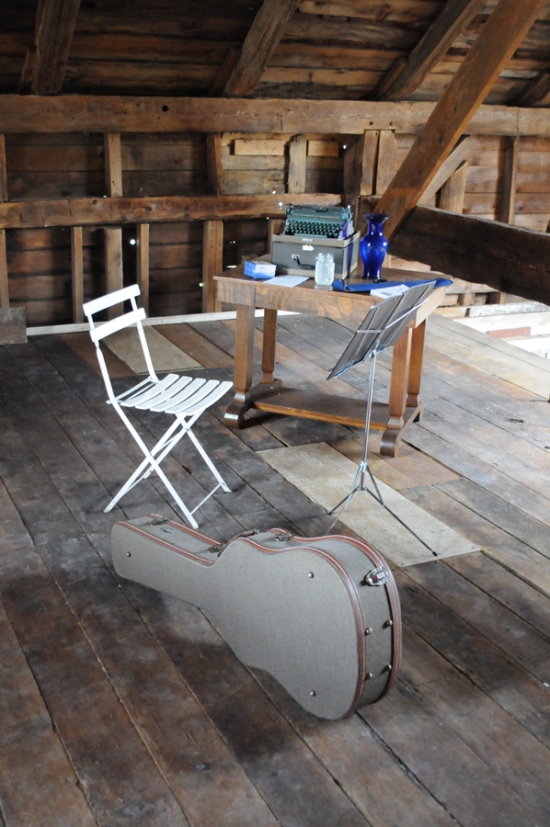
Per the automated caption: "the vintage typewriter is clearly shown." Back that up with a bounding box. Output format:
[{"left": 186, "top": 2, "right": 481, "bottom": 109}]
[
  {"left": 283, "top": 205, "right": 354, "bottom": 240},
  {"left": 273, "top": 205, "right": 359, "bottom": 277}
]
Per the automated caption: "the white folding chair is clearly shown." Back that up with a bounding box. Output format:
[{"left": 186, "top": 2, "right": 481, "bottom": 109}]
[{"left": 83, "top": 285, "right": 232, "bottom": 528}]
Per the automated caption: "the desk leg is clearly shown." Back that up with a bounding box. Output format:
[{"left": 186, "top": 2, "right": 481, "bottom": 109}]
[
  {"left": 224, "top": 303, "right": 255, "bottom": 427},
  {"left": 407, "top": 320, "right": 426, "bottom": 409},
  {"left": 262, "top": 308, "right": 278, "bottom": 384},
  {"left": 380, "top": 327, "right": 412, "bottom": 457}
]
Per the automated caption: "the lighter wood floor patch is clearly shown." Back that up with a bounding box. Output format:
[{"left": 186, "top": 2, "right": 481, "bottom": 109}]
[
  {"left": 259, "top": 442, "right": 479, "bottom": 566},
  {"left": 104, "top": 326, "right": 201, "bottom": 374}
]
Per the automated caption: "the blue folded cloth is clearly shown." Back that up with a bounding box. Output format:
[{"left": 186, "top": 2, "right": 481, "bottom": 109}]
[{"left": 332, "top": 277, "right": 452, "bottom": 293}]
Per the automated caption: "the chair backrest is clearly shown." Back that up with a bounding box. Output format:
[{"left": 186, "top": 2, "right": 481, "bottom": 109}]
[{"left": 83, "top": 285, "right": 158, "bottom": 400}]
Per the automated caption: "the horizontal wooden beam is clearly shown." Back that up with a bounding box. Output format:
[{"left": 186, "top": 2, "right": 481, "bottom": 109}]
[
  {"left": 390, "top": 206, "right": 550, "bottom": 305},
  {"left": 0, "top": 95, "right": 549, "bottom": 137},
  {"left": 0, "top": 193, "right": 343, "bottom": 230}
]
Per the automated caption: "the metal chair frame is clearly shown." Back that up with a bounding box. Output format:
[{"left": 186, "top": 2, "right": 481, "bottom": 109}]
[{"left": 83, "top": 284, "right": 232, "bottom": 528}]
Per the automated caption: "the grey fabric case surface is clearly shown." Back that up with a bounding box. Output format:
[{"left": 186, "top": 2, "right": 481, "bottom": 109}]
[{"left": 111, "top": 516, "right": 401, "bottom": 720}]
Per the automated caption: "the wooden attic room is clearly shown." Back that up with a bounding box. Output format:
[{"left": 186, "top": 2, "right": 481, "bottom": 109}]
[{"left": 1, "top": 1, "right": 550, "bottom": 825}]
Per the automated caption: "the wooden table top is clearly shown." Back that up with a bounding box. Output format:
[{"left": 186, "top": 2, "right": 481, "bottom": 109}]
[{"left": 215, "top": 262, "right": 448, "bottom": 326}]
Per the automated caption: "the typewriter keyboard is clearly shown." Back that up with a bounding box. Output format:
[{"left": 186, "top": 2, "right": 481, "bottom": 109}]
[{"left": 286, "top": 221, "right": 341, "bottom": 239}]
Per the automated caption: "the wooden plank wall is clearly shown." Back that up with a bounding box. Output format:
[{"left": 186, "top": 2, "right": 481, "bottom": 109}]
[{"left": 3, "top": 128, "right": 550, "bottom": 325}]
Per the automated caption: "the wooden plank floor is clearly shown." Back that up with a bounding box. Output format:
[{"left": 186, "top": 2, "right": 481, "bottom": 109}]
[{"left": 1, "top": 313, "right": 549, "bottom": 827}]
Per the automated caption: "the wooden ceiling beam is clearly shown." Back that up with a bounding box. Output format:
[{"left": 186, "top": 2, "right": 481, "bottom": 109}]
[
  {"left": 376, "top": 0, "right": 486, "bottom": 101},
  {"left": 0, "top": 193, "right": 343, "bottom": 231},
  {"left": 0, "top": 95, "right": 549, "bottom": 136},
  {"left": 32, "top": 0, "right": 81, "bottom": 95},
  {"left": 376, "top": 0, "right": 548, "bottom": 241},
  {"left": 221, "top": 0, "right": 300, "bottom": 97},
  {"left": 390, "top": 206, "right": 550, "bottom": 305}
]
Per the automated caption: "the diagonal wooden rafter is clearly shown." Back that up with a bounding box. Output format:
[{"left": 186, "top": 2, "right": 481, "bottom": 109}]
[
  {"left": 419, "top": 135, "right": 478, "bottom": 204},
  {"left": 375, "top": 0, "right": 487, "bottom": 101},
  {"left": 376, "top": 0, "right": 548, "bottom": 241},
  {"left": 512, "top": 71, "right": 550, "bottom": 107},
  {"left": 221, "top": 0, "right": 300, "bottom": 97},
  {"left": 32, "top": 0, "right": 81, "bottom": 95}
]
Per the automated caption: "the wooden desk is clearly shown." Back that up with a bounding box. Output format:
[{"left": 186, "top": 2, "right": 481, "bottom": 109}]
[{"left": 215, "top": 266, "right": 446, "bottom": 457}]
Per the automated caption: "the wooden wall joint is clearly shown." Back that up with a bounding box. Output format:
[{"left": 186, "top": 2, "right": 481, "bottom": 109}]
[
  {"left": 71, "top": 226, "right": 84, "bottom": 323},
  {"left": 0, "top": 134, "right": 8, "bottom": 309},
  {"left": 104, "top": 132, "right": 123, "bottom": 317},
  {"left": 202, "top": 220, "right": 224, "bottom": 313},
  {"left": 137, "top": 223, "right": 150, "bottom": 315},
  {"left": 287, "top": 135, "right": 307, "bottom": 194}
]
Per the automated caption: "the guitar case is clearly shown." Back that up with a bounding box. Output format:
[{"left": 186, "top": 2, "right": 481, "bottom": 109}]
[{"left": 111, "top": 515, "right": 401, "bottom": 720}]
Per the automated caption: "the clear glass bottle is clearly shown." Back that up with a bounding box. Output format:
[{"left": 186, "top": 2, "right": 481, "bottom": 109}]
[{"left": 314, "top": 252, "right": 335, "bottom": 286}]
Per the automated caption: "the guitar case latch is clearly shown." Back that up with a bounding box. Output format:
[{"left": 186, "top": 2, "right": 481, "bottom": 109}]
[{"left": 363, "top": 566, "right": 390, "bottom": 586}]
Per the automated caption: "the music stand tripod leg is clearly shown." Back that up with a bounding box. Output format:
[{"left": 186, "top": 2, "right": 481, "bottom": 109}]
[{"left": 329, "top": 353, "right": 384, "bottom": 528}]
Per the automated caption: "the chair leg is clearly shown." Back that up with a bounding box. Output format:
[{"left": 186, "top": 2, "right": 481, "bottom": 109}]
[
  {"left": 186, "top": 426, "right": 231, "bottom": 492},
  {"left": 106, "top": 409, "right": 200, "bottom": 529}
]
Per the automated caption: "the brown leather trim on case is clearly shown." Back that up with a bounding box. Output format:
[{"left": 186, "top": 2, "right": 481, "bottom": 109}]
[
  {"left": 304, "top": 533, "right": 402, "bottom": 700},
  {"left": 115, "top": 521, "right": 215, "bottom": 566},
  {"left": 145, "top": 514, "right": 220, "bottom": 546}
]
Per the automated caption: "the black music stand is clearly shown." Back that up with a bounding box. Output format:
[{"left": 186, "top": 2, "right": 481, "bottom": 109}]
[{"left": 327, "top": 281, "right": 437, "bottom": 525}]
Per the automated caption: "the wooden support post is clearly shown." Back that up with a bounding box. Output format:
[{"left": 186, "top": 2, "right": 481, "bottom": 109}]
[
  {"left": 206, "top": 133, "right": 223, "bottom": 195},
  {"left": 0, "top": 230, "right": 8, "bottom": 310},
  {"left": 105, "top": 133, "right": 123, "bottom": 198},
  {"left": 288, "top": 135, "right": 307, "bottom": 193},
  {"left": 499, "top": 136, "right": 518, "bottom": 225},
  {"left": 137, "top": 223, "right": 150, "bottom": 314},
  {"left": 0, "top": 134, "right": 8, "bottom": 309},
  {"left": 104, "top": 228, "right": 123, "bottom": 299},
  {"left": 375, "top": 131, "right": 396, "bottom": 195},
  {"left": 104, "top": 133, "right": 123, "bottom": 317},
  {"left": 202, "top": 220, "right": 224, "bottom": 313},
  {"left": 356, "top": 131, "right": 379, "bottom": 197},
  {"left": 491, "top": 135, "right": 519, "bottom": 304},
  {"left": 71, "top": 226, "right": 84, "bottom": 323},
  {"left": 438, "top": 160, "right": 468, "bottom": 213},
  {"left": 377, "top": 0, "right": 548, "bottom": 241}
]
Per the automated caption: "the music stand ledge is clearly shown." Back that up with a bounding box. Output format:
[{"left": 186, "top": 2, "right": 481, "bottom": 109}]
[{"left": 215, "top": 264, "right": 447, "bottom": 457}]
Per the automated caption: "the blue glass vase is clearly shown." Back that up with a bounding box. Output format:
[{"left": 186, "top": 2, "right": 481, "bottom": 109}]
[{"left": 360, "top": 214, "right": 389, "bottom": 280}]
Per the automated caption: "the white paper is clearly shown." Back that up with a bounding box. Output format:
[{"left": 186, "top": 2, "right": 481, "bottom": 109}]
[
  {"left": 268, "top": 275, "right": 310, "bottom": 287},
  {"left": 370, "top": 284, "right": 410, "bottom": 299}
]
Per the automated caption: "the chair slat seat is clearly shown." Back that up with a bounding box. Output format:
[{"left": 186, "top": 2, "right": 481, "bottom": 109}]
[
  {"left": 119, "top": 373, "right": 180, "bottom": 408},
  {"left": 182, "top": 381, "right": 233, "bottom": 415},
  {"left": 166, "top": 379, "right": 226, "bottom": 415},
  {"left": 83, "top": 286, "right": 232, "bottom": 528},
  {"left": 148, "top": 377, "right": 206, "bottom": 413}
]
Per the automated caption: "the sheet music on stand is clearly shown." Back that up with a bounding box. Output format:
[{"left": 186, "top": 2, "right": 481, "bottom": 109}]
[{"left": 327, "top": 281, "right": 437, "bottom": 531}]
